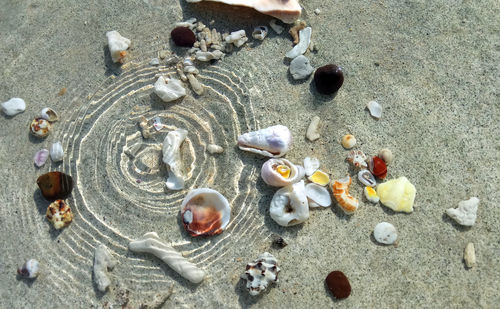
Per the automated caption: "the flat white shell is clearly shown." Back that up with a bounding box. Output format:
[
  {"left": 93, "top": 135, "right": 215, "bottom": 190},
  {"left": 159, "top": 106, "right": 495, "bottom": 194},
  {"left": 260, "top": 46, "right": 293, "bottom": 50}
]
[
  {"left": 270, "top": 180, "right": 309, "bottom": 226},
  {"left": 154, "top": 76, "right": 186, "bottom": 102},
  {"left": 373, "top": 222, "right": 397, "bottom": 245},
  {"left": 305, "top": 183, "right": 331, "bottom": 207},
  {"left": 261, "top": 158, "right": 305, "bottom": 187},
  {"left": 162, "top": 128, "right": 188, "bottom": 190},
  {"left": 1, "top": 97, "right": 26, "bottom": 116},
  {"left": 285, "top": 27, "right": 312, "bottom": 59},
  {"left": 181, "top": 188, "right": 231, "bottom": 232},
  {"left": 50, "top": 142, "right": 64, "bottom": 162},
  {"left": 367, "top": 101, "right": 382, "bottom": 119},
  {"left": 40, "top": 107, "right": 58, "bottom": 122},
  {"left": 238, "top": 125, "right": 292, "bottom": 158},
  {"left": 303, "top": 157, "right": 320, "bottom": 176},
  {"left": 106, "top": 30, "right": 131, "bottom": 63}
]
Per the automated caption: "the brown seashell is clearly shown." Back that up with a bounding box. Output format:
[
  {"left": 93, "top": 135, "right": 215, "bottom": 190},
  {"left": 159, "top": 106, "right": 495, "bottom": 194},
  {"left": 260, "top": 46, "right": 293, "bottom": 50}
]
[
  {"left": 46, "top": 199, "right": 73, "bottom": 229},
  {"left": 30, "top": 117, "right": 52, "bottom": 138},
  {"left": 37, "top": 171, "right": 73, "bottom": 200}
]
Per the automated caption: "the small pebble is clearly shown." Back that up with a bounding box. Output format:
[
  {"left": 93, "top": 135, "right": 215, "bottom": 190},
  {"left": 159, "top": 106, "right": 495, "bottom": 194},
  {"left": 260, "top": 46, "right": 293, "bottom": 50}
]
[
  {"left": 306, "top": 116, "right": 321, "bottom": 141},
  {"left": 367, "top": 100, "right": 382, "bottom": 119},
  {"left": 269, "top": 19, "right": 284, "bottom": 34},
  {"left": 464, "top": 242, "right": 476, "bottom": 268},
  {"left": 271, "top": 233, "right": 288, "bottom": 248},
  {"left": 50, "top": 141, "right": 64, "bottom": 162},
  {"left": 150, "top": 58, "right": 160, "bottom": 66},
  {"left": 17, "top": 259, "right": 39, "bottom": 279},
  {"left": 289, "top": 55, "right": 314, "bottom": 80},
  {"left": 207, "top": 144, "right": 224, "bottom": 154},
  {"left": 314, "top": 8, "right": 321, "bottom": 15},
  {"left": 378, "top": 148, "right": 393, "bottom": 165},
  {"left": 341, "top": 134, "right": 356, "bottom": 149},
  {"left": 325, "top": 271, "right": 351, "bottom": 299},
  {"left": 373, "top": 222, "right": 397, "bottom": 245},
  {"left": 314, "top": 64, "right": 344, "bottom": 95},
  {"left": 1, "top": 97, "right": 26, "bottom": 116},
  {"left": 158, "top": 50, "right": 168, "bottom": 59},
  {"left": 171, "top": 27, "right": 196, "bottom": 47}
]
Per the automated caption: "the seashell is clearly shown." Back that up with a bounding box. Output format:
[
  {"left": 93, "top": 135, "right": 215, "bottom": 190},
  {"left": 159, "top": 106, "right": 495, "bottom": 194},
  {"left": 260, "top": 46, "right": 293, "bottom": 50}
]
[
  {"left": 50, "top": 141, "right": 64, "bottom": 162},
  {"left": 261, "top": 158, "right": 304, "bottom": 187},
  {"left": 303, "top": 156, "right": 320, "bottom": 176},
  {"left": 305, "top": 183, "right": 331, "bottom": 207},
  {"left": 364, "top": 186, "right": 380, "bottom": 203},
  {"left": 37, "top": 171, "right": 73, "bottom": 200},
  {"left": 252, "top": 26, "right": 268, "bottom": 40},
  {"left": 1, "top": 97, "right": 26, "bottom": 116},
  {"left": 207, "top": 144, "right": 224, "bottom": 154},
  {"left": 225, "top": 30, "right": 248, "bottom": 47},
  {"left": 464, "top": 243, "right": 476, "bottom": 268},
  {"left": 368, "top": 156, "right": 387, "bottom": 179},
  {"left": 40, "top": 107, "right": 58, "bottom": 122},
  {"left": 106, "top": 30, "right": 131, "bottom": 63},
  {"left": 34, "top": 149, "right": 50, "bottom": 167},
  {"left": 269, "top": 19, "right": 284, "bottom": 34},
  {"left": 341, "top": 134, "right": 356, "bottom": 149},
  {"left": 331, "top": 176, "right": 359, "bottom": 214},
  {"left": 162, "top": 128, "right": 188, "bottom": 190},
  {"left": 180, "top": 188, "right": 231, "bottom": 236},
  {"left": 445, "top": 197, "right": 479, "bottom": 226},
  {"left": 186, "top": 0, "right": 301, "bottom": 24},
  {"left": 241, "top": 252, "right": 280, "bottom": 296},
  {"left": 170, "top": 26, "right": 196, "bottom": 47},
  {"left": 46, "top": 199, "right": 73, "bottom": 229},
  {"left": 154, "top": 76, "right": 186, "bottom": 102},
  {"left": 306, "top": 116, "right": 321, "bottom": 141},
  {"left": 150, "top": 57, "right": 160, "bottom": 66},
  {"left": 285, "top": 27, "right": 311, "bottom": 59},
  {"left": 17, "top": 259, "right": 39, "bottom": 279},
  {"left": 270, "top": 180, "right": 309, "bottom": 226},
  {"left": 346, "top": 150, "right": 367, "bottom": 169},
  {"left": 237, "top": 125, "right": 292, "bottom": 158},
  {"left": 373, "top": 222, "right": 397, "bottom": 245},
  {"left": 378, "top": 148, "right": 393, "bottom": 165},
  {"left": 93, "top": 244, "right": 117, "bottom": 292},
  {"left": 358, "top": 169, "right": 376, "bottom": 187},
  {"left": 314, "top": 64, "right": 344, "bottom": 95},
  {"left": 325, "top": 270, "right": 351, "bottom": 299},
  {"left": 308, "top": 170, "right": 330, "bottom": 186},
  {"left": 30, "top": 117, "right": 52, "bottom": 138},
  {"left": 376, "top": 177, "right": 416, "bottom": 213},
  {"left": 367, "top": 100, "right": 382, "bottom": 119}
]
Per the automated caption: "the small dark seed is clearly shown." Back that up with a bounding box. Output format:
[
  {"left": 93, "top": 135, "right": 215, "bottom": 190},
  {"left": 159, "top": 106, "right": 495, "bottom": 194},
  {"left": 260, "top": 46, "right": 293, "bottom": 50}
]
[
  {"left": 325, "top": 270, "right": 351, "bottom": 299},
  {"left": 314, "top": 64, "right": 344, "bottom": 95},
  {"left": 171, "top": 27, "right": 196, "bottom": 47}
]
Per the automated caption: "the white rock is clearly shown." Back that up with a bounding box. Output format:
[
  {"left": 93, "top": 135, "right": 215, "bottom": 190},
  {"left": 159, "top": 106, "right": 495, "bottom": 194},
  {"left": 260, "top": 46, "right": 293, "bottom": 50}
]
[
  {"left": 225, "top": 30, "right": 248, "bottom": 47},
  {"left": 162, "top": 128, "right": 188, "bottom": 190},
  {"left": 50, "top": 142, "right": 64, "bottom": 162},
  {"left": 1, "top": 98, "right": 26, "bottom": 116},
  {"left": 269, "top": 19, "right": 284, "bottom": 34},
  {"left": 306, "top": 116, "right": 321, "bottom": 141},
  {"left": 106, "top": 30, "right": 131, "bottom": 63},
  {"left": 154, "top": 76, "right": 186, "bottom": 102},
  {"left": 187, "top": 73, "right": 204, "bottom": 95},
  {"left": 367, "top": 101, "right": 382, "bottom": 119},
  {"left": 303, "top": 157, "right": 320, "bottom": 176},
  {"left": 446, "top": 197, "right": 479, "bottom": 226},
  {"left": 285, "top": 27, "right": 312, "bottom": 59},
  {"left": 150, "top": 58, "right": 160, "bottom": 66},
  {"left": 373, "top": 222, "right": 397, "bottom": 245},
  {"left": 195, "top": 50, "right": 224, "bottom": 61},
  {"left": 289, "top": 55, "right": 314, "bottom": 80},
  {"left": 207, "top": 144, "right": 224, "bottom": 154},
  {"left": 270, "top": 180, "right": 309, "bottom": 226},
  {"left": 93, "top": 244, "right": 117, "bottom": 292},
  {"left": 314, "top": 8, "right": 321, "bottom": 15},
  {"left": 464, "top": 242, "right": 476, "bottom": 268}
]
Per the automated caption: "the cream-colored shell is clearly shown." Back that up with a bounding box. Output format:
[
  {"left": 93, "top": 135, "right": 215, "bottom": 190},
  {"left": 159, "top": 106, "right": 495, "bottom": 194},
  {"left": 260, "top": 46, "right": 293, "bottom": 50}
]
[
  {"left": 238, "top": 125, "right": 292, "bottom": 158},
  {"left": 376, "top": 177, "right": 416, "bottom": 213},
  {"left": 305, "top": 183, "right": 331, "bottom": 207},
  {"left": 261, "top": 158, "right": 304, "bottom": 187},
  {"left": 270, "top": 180, "right": 309, "bottom": 226}
]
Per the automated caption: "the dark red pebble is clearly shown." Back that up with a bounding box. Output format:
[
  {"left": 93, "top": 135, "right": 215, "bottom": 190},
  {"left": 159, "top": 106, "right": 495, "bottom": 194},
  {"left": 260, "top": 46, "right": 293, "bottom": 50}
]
[
  {"left": 370, "top": 156, "right": 387, "bottom": 179},
  {"left": 171, "top": 27, "right": 196, "bottom": 47},
  {"left": 314, "top": 64, "right": 344, "bottom": 95},
  {"left": 325, "top": 271, "right": 351, "bottom": 299}
]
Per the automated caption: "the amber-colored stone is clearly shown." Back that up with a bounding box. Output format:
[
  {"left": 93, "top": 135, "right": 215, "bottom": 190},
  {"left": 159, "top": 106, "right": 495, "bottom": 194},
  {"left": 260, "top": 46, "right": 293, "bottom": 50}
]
[
  {"left": 326, "top": 271, "right": 351, "bottom": 299},
  {"left": 37, "top": 171, "right": 73, "bottom": 200}
]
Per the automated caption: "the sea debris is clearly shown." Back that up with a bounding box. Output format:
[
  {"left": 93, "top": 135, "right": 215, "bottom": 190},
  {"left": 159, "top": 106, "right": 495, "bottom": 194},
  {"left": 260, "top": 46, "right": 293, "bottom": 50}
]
[
  {"left": 129, "top": 232, "right": 206, "bottom": 283},
  {"left": 34, "top": 149, "right": 50, "bottom": 167},
  {"left": 308, "top": 170, "right": 330, "bottom": 186},
  {"left": 358, "top": 169, "right": 376, "bottom": 187},
  {"left": 331, "top": 176, "right": 359, "bottom": 214},
  {"left": 238, "top": 125, "right": 292, "bottom": 158},
  {"left": 187, "top": 73, "right": 204, "bottom": 95},
  {"left": 50, "top": 141, "right": 64, "bottom": 162},
  {"left": 271, "top": 233, "right": 288, "bottom": 248},
  {"left": 373, "top": 222, "right": 397, "bottom": 245},
  {"left": 46, "top": 199, "right": 73, "bottom": 229},
  {"left": 261, "top": 158, "right": 305, "bottom": 187},
  {"left": 305, "top": 183, "right": 331, "bottom": 207},
  {"left": 314, "top": 64, "right": 344, "bottom": 95},
  {"left": 341, "top": 134, "right": 356, "bottom": 149},
  {"left": 30, "top": 117, "right": 52, "bottom": 138},
  {"left": 152, "top": 116, "right": 165, "bottom": 131},
  {"left": 289, "top": 55, "right": 314, "bottom": 80},
  {"left": 270, "top": 180, "right": 309, "bottom": 226},
  {"left": 171, "top": 26, "right": 196, "bottom": 47},
  {"left": 138, "top": 116, "right": 152, "bottom": 139},
  {"left": 346, "top": 150, "right": 368, "bottom": 169},
  {"left": 17, "top": 259, "right": 39, "bottom": 279},
  {"left": 378, "top": 148, "right": 393, "bottom": 165},
  {"left": 464, "top": 242, "right": 476, "bottom": 268},
  {"left": 368, "top": 156, "right": 387, "bottom": 179},
  {"left": 289, "top": 20, "right": 306, "bottom": 44},
  {"left": 225, "top": 30, "right": 248, "bottom": 47},
  {"left": 207, "top": 144, "right": 224, "bottom": 154},
  {"left": 364, "top": 186, "right": 379, "bottom": 203},
  {"left": 1, "top": 97, "right": 25, "bottom": 116},
  {"left": 367, "top": 101, "right": 382, "bottom": 119},
  {"left": 325, "top": 271, "right": 351, "bottom": 300},
  {"left": 106, "top": 30, "right": 131, "bottom": 63},
  {"left": 93, "top": 244, "right": 117, "bottom": 292},
  {"left": 180, "top": 188, "right": 231, "bottom": 237},
  {"left": 252, "top": 26, "right": 268, "bottom": 40},
  {"left": 154, "top": 76, "right": 186, "bottom": 102},
  {"left": 175, "top": 17, "right": 197, "bottom": 30},
  {"left": 306, "top": 116, "right": 321, "bottom": 141},
  {"left": 376, "top": 177, "right": 416, "bottom": 213},
  {"left": 40, "top": 107, "right": 58, "bottom": 122},
  {"left": 241, "top": 252, "right": 280, "bottom": 296},
  {"left": 445, "top": 197, "right": 479, "bottom": 226},
  {"left": 37, "top": 171, "right": 73, "bottom": 200},
  {"left": 303, "top": 156, "right": 320, "bottom": 176},
  {"left": 285, "top": 27, "right": 311, "bottom": 59},
  {"left": 195, "top": 50, "right": 224, "bottom": 61},
  {"left": 162, "top": 128, "right": 188, "bottom": 190},
  {"left": 150, "top": 57, "right": 160, "bottom": 66},
  {"left": 269, "top": 19, "right": 284, "bottom": 34}
]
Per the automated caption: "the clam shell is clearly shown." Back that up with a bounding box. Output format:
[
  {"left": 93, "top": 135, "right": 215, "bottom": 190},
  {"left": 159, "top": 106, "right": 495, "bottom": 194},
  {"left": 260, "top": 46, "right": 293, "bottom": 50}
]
[
  {"left": 180, "top": 188, "right": 230, "bottom": 236},
  {"left": 238, "top": 125, "right": 292, "bottom": 158},
  {"left": 34, "top": 149, "right": 49, "bottom": 167},
  {"left": 40, "top": 107, "right": 58, "bottom": 122},
  {"left": 305, "top": 183, "right": 331, "bottom": 207},
  {"left": 270, "top": 180, "right": 309, "bottom": 226},
  {"left": 30, "top": 117, "right": 51, "bottom": 138},
  {"left": 303, "top": 156, "right": 320, "bottom": 176},
  {"left": 261, "top": 158, "right": 304, "bottom": 187}
]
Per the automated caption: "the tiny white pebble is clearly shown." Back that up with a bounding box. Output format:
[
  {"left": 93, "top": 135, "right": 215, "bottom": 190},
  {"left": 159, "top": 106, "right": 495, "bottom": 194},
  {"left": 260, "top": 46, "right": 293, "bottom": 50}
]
[
  {"left": 150, "top": 58, "right": 160, "bottom": 66},
  {"left": 373, "top": 222, "right": 397, "bottom": 245},
  {"left": 207, "top": 144, "right": 224, "bottom": 154},
  {"left": 464, "top": 242, "right": 476, "bottom": 268},
  {"left": 314, "top": 8, "right": 321, "bottom": 15}
]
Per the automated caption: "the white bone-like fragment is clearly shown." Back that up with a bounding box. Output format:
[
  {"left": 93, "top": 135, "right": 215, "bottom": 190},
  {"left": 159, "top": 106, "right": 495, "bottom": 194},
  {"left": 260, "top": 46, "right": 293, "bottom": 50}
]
[
  {"left": 162, "top": 128, "right": 188, "bottom": 190},
  {"left": 93, "top": 244, "right": 117, "bottom": 292}
]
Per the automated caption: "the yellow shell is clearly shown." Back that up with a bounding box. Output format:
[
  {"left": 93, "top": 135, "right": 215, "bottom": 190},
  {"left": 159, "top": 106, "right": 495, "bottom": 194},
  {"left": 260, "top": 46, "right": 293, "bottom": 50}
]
[
  {"left": 308, "top": 170, "right": 330, "bottom": 186},
  {"left": 376, "top": 177, "right": 416, "bottom": 213},
  {"left": 364, "top": 186, "right": 380, "bottom": 203},
  {"left": 276, "top": 165, "right": 291, "bottom": 178}
]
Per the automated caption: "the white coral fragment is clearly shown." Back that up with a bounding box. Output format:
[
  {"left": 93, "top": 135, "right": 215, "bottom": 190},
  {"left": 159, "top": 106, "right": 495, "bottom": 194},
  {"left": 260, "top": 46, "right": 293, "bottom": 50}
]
[
  {"left": 285, "top": 27, "right": 311, "bottom": 59},
  {"left": 93, "top": 244, "right": 117, "bottom": 292},
  {"left": 446, "top": 197, "right": 479, "bottom": 226},
  {"left": 225, "top": 30, "right": 248, "bottom": 47},
  {"left": 154, "top": 76, "right": 186, "bottom": 102},
  {"left": 162, "top": 128, "right": 188, "bottom": 190},
  {"left": 106, "top": 30, "right": 131, "bottom": 63}
]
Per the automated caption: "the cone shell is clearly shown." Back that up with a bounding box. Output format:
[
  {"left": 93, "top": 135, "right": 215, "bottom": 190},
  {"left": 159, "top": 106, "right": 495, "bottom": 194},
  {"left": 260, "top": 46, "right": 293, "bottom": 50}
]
[
  {"left": 37, "top": 171, "right": 73, "bottom": 200},
  {"left": 261, "top": 158, "right": 304, "bottom": 187},
  {"left": 331, "top": 176, "right": 359, "bottom": 214}
]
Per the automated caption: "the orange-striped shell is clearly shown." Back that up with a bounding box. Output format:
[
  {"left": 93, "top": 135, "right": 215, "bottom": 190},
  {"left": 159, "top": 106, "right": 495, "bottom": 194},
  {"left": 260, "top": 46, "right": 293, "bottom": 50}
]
[{"left": 331, "top": 176, "right": 359, "bottom": 214}]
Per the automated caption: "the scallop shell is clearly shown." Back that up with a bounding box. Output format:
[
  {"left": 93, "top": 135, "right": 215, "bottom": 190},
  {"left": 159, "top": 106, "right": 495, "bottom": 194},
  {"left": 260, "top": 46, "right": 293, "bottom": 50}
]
[
  {"left": 331, "top": 176, "right": 359, "bottom": 214},
  {"left": 30, "top": 117, "right": 51, "bottom": 138},
  {"left": 305, "top": 183, "right": 331, "bottom": 207},
  {"left": 180, "top": 188, "right": 231, "bottom": 236},
  {"left": 346, "top": 150, "right": 367, "bottom": 169},
  {"left": 40, "top": 107, "right": 58, "bottom": 122},
  {"left": 341, "top": 134, "right": 356, "bottom": 149},
  {"left": 261, "top": 158, "right": 304, "bottom": 187},
  {"left": 270, "top": 180, "right": 309, "bottom": 226},
  {"left": 238, "top": 125, "right": 292, "bottom": 158}
]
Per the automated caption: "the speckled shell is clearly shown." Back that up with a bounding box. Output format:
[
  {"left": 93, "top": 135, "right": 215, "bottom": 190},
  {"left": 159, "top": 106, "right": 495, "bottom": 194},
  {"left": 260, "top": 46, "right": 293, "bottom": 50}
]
[
  {"left": 238, "top": 125, "right": 292, "bottom": 158},
  {"left": 242, "top": 252, "right": 280, "bottom": 296},
  {"left": 30, "top": 117, "right": 52, "bottom": 138},
  {"left": 261, "top": 158, "right": 304, "bottom": 187},
  {"left": 331, "top": 176, "right": 359, "bottom": 214},
  {"left": 46, "top": 199, "right": 73, "bottom": 229},
  {"left": 270, "top": 180, "right": 309, "bottom": 226},
  {"left": 346, "top": 150, "right": 367, "bottom": 169}
]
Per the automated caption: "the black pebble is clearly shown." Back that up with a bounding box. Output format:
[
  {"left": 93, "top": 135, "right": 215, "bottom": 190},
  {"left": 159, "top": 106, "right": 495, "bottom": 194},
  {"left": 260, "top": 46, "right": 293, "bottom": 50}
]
[
  {"left": 171, "top": 26, "right": 196, "bottom": 47},
  {"left": 314, "top": 64, "right": 344, "bottom": 95}
]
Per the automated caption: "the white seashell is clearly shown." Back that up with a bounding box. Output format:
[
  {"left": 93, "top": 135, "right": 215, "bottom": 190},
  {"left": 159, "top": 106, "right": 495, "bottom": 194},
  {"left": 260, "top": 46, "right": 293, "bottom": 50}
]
[
  {"left": 1, "top": 97, "right": 26, "bottom": 116},
  {"left": 40, "top": 107, "right": 58, "bottom": 122},
  {"left": 93, "top": 244, "right": 117, "bottom": 292},
  {"left": 445, "top": 197, "right": 479, "bottom": 226},
  {"left": 17, "top": 259, "right": 39, "bottom": 279},
  {"left": 303, "top": 156, "right": 320, "bottom": 176},
  {"left": 285, "top": 27, "right": 312, "bottom": 59},
  {"left": 373, "top": 222, "right": 397, "bottom": 245},
  {"left": 367, "top": 101, "right": 382, "bottom": 119},
  {"left": 162, "top": 128, "right": 188, "bottom": 190},
  {"left": 238, "top": 125, "right": 292, "bottom": 158},
  {"left": 346, "top": 150, "right": 368, "bottom": 169},
  {"left": 378, "top": 148, "right": 394, "bottom": 165},
  {"left": 252, "top": 26, "right": 268, "bottom": 40},
  {"left": 305, "top": 183, "right": 331, "bottom": 207},
  {"left": 50, "top": 142, "right": 64, "bottom": 162},
  {"left": 270, "top": 180, "right": 309, "bottom": 226},
  {"left": 34, "top": 149, "right": 50, "bottom": 167},
  {"left": 154, "top": 76, "right": 186, "bottom": 102},
  {"left": 207, "top": 144, "right": 224, "bottom": 154},
  {"left": 306, "top": 116, "right": 321, "bottom": 141},
  {"left": 106, "top": 30, "right": 131, "bottom": 63},
  {"left": 341, "top": 134, "right": 356, "bottom": 149},
  {"left": 269, "top": 19, "right": 284, "bottom": 34},
  {"left": 261, "top": 158, "right": 305, "bottom": 187},
  {"left": 358, "top": 169, "right": 376, "bottom": 187},
  {"left": 464, "top": 243, "right": 476, "bottom": 268},
  {"left": 242, "top": 252, "right": 280, "bottom": 296},
  {"left": 225, "top": 30, "right": 248, "bottom": 47},
  {"left": 129, "top": 232, "right": 206, "bottom": 283}
]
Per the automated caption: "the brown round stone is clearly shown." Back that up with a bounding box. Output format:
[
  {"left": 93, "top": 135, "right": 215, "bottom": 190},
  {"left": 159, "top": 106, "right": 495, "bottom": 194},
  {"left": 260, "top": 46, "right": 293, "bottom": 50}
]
[
  {"left": 325, "top": 270, "right": 351, "bottom": 299},
  {"left": 171, "top": 26, "right": 196, "bottom": 47},
  {"left": 314, "top": 64, "right": 344, "bottom": 95},
  {"left": 37, "top": 171, "right": 73, "bottom": 200}
]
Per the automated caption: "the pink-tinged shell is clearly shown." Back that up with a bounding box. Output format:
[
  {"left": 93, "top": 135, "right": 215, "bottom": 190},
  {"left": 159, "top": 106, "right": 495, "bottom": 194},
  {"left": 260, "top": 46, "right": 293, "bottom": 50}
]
[
  {"left": 238, "top": 125, "right": 292, "bottom": 158},
  {"left": 261, "top": 158, "right": 304, "bottom": 187},
  {"left": 34, "top": 149, "right": 49, "bottom": 167}
]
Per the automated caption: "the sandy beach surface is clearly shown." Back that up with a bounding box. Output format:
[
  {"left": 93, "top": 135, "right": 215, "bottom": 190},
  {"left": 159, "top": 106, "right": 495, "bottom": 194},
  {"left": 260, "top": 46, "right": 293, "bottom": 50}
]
[{"left": 1, "top": 0, "right": 499, "bottom": 308}]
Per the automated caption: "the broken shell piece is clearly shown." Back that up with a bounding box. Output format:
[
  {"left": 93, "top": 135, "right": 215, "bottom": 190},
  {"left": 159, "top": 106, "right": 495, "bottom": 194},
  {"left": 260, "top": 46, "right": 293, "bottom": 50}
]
[
  {"left": 93, "top": 244, "right": 117, "bottom": 292},
  {"left": 46, "top": 199, "right": 73, "bottom": 229},
  {"left": 34, "top": 149, "right": 49, "bottom": 167},
  {"left": 270, "top": 180, "right": 309, "bottom": 226},
  {"left": 180, "top": 188, "right": 231, "bottom": 236},
  {"left": 308, "top": 170, "right": 329, "bottom": 186},
  {"left": 285, "top": 27, "right": 311, "bottom": 59},
  {"left": 269, "top": 19, "right": 284, "bottom": 34},
  {"left": 162, "top": 128, "right": 188, "bottom": 190},
  {"left": 378, "top": 148, "right": 393, "bottom": 165},
  {"left": 30, "top": 117, "right": 51, "bottom": 138},
  {"left": 238, "top": 125, "right": 292, "bottom": 158},
  {"left": 373, "top": 222, "right": 397, "bottom": 245},
  {"left": 346, "top": 150, "right": 367, "bottom": 169},
  {"left": 17, "top": 259, "right": 39, "bottom": 279},
  {"left": 261, "top": 158, "right": 304, "bottom": 187},
  {"left": 306, "top": 116, "right": 321, "bottom": 141},
  {"left": 445, "top": 197, "right": 479, "bottom": 226},
  {"left": 289, "top": 20, "right": 306, "bottom": 44},
  {"left": 464, "top": 242, "right": 476, "bottom": 268},
  {"left": 195, "top": 50, "right": 224, "bottom": 61},
  {"left": 187, "top": 73, "right": 204, "bottom": 95},
  {"left": 252, "top": 26, "right": 268, "bottom": 40},
  {"left": 304, "top": 156, "right": 320, "bottom": 176},
  {"left": 332, "top": 176, "right": 359, "bottom": 214},
  {"left": 106, "top": 30, "right": 131, "bottom": 63},
  {"left": 376, "top": 177, "right": 416, "bottom": 213},
  {"left": 50, "top": 141, "right": 64, "bottom": 162},
  {"left": 364, "top": 186, "right": 380, "bottom": 203},
  {"left": 367, "top": 101, "right": 382, "bottom": 119},
  {"left": 368, "top": 156, "right": 387, "bottom": 179},
  {"left": 341, "top": 134, "right": 356, "bottom": 149},
  {"left": 1, "top": 97, "right": 26, "bottom": 116},
  {"left": 305, "top": 183, "right": 331, "bottom": 207},
  {"left": 225, "top": 30, "right": 248, "bottom": 47},
  {"left": 242, "top": 252, "right": 280, "bottom": 296},
  {"left": 40, "top": 107, "right": 58, "bottom": 122},
  {"left": 358, "top": 169, "right": 376, "bottom": 187},
  {"left": 154, "top": 76, "right": 186, "bottom": 102},
  {"left": 207, "top": 144, "right": 224, "bottom": 154}
]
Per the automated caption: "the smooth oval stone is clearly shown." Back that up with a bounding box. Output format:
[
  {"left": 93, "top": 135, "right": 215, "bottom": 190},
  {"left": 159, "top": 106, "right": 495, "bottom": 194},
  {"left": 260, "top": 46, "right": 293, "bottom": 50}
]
[
  {"left": 314, "top": 64, "right": 344, "bottom": 95},
  {"left": 37, "top": 171, "right": 73, "bottom": 200},
  {"left": 289, "top": 55, "right": 314, "bottom": 80},
  {"left": 325, "top": 270, "right": 351, "bottom": 299},
  {"left": 373, "top": 222, "right": 397, "bottom": 244},
  {"left": 171, "top": 26, "right": 196, "bottom": 47}
]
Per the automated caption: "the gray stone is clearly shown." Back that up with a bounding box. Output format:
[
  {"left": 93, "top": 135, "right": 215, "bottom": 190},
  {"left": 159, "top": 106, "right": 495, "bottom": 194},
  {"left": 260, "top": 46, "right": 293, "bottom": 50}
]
[{"left": 289, "top": 55, "right": 314, "bottom": 80}]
